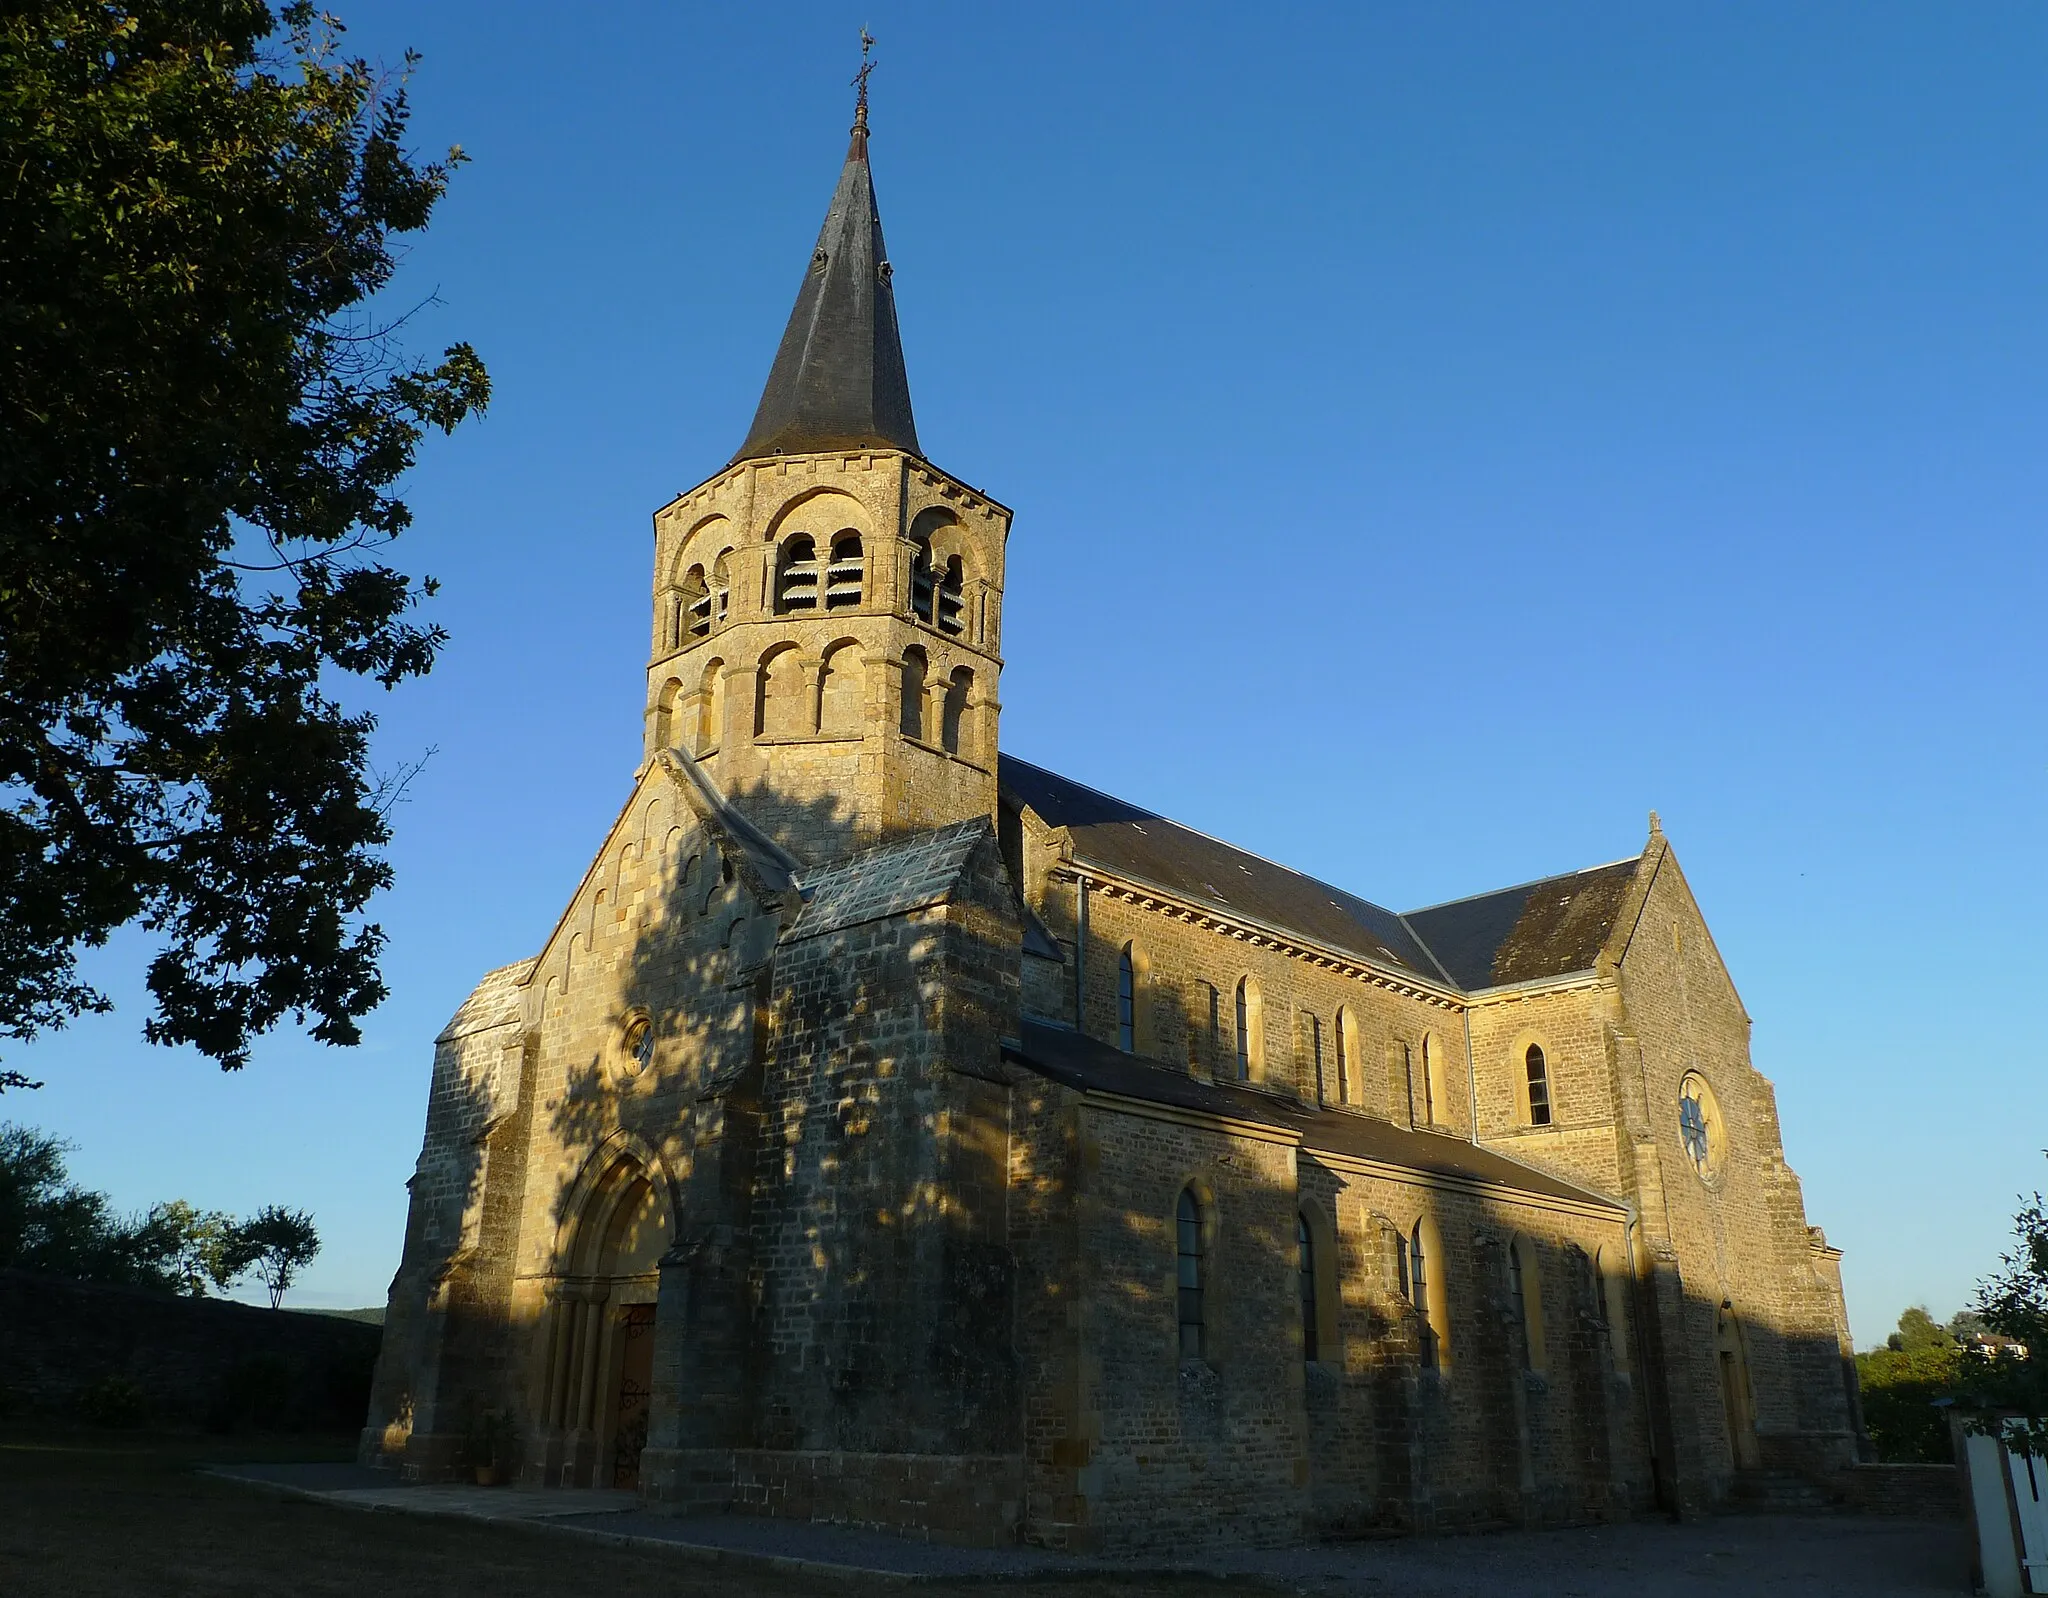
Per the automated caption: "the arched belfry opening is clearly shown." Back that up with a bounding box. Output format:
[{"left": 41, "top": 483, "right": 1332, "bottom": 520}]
[{"left": 539, "top": 1144, "right": 673, "bottom": 1489}]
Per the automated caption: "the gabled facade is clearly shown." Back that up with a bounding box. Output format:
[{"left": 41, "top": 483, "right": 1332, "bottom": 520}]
[{"left": 360, "top": 100, "right": 1861, "bottom": 1549}]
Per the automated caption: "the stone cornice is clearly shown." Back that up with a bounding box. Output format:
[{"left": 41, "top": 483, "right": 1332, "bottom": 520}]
[
  {"left": 655, "top": 450, "right": 1013, "bottom": 526},
  {"left": 1051, "top": 862, "right": 1465, "bottom": 1012}
]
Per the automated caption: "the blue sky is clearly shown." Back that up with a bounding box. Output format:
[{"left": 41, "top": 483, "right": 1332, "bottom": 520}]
[{"left": 12, "top": 2, "right": 2045, "bottom": 1347}]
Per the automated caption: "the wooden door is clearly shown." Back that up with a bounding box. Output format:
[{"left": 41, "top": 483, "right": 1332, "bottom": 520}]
[{"left": 609, "top": 1304, "right": 656, "bottom": 1489}]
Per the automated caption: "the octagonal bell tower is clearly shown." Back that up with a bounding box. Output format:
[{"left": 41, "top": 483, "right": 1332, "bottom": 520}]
[{"left": 639, "top": 97, "right": 1009, "bottom": 864}]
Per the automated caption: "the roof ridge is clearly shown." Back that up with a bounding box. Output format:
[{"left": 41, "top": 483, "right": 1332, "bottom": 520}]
[
  {"left": 1402, "top": 854, "right": 1644, "bottom": 919},
  {"left": 1001, "top": 753, "right": 1394, "bottom": 913}
]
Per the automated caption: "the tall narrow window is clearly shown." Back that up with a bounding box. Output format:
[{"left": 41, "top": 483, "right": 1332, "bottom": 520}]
[
  {"left": 696, "top": 658, "right": 724, "bottom": 752},
  {"left": 1234, "top": 980, "right": 1251, "bottom": 1080},
  {"left": 1298, "top": 1213, "right": 1319, "bottom": 1363},
  {"left": 1396, "top": 1227, "right": 1412, "bottom": 1302},
  {"left": 1411, "top": 1222, "right": 1436, "bottom": 1368},
  {"left": 825, "top": 531, "right": 864, "bottom": 609},
  {"left": 1420, "top": 1037, "right": 1436, "bottom": 1125},
  {"left": 1334, "top": 1008, "right": 1350, "bottom": 1105},
  {"left": 1525, "top": 1043, "right": 1552, "bottom": 1126},
  {"left": 1177, "top": 1188, "right": 1206, "bottom": 1359},
  {"left": 942, "top": 667, "right": 973, "bottom": 756},
  {"left": 776, "top": 535, "right": 819, "bottom": 613},
  {"left": 1307, "top": 1014, "right": 1324, "bottom": 1100},
  {"left": 900, "top": 648, "right": 928, "bottom": 740},
  {"left": 1511, "top": 1237, "right": 1546, "bottom": 1373},
  {"left": 1507, "top": 1240, "right": 1533, "bottom": 1371},
  {"left": 1117, "top": 944, "right": 1137, "bottom": 1053}
]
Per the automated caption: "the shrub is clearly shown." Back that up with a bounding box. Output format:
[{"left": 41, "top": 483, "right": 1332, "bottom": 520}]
[
  {"left": 77, "top": 1375, "right": 147, "bottom": 1429},
  {"left": 1857, "top": 1344, "right": 1961, "bottom": 1462}
]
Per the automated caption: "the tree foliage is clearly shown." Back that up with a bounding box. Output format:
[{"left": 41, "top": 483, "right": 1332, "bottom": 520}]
[
  {"left": 1957, "top": 1161, "right": 2048, "bottom": 1455},
  {"left": 234, "top": 1203, "right": 320, "bottom": 1309},
  {"left": 1857, "top": 1307, "right": 1961, "bottom": 1462},
  {"left": 149, "top": 1198, "right": 245, "bottom": 1297},
  {"left": 0, "top": 1, "right": 487, "bottom": 1077},
  {"left": 0, "top": 1121, "right": 180, "bottom": 1286},
  {"left": 0, "top": 1121, "right": 317, "bottom": 1304}
]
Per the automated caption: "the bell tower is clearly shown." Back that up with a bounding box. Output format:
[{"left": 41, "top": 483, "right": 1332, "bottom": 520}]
[{"left": 639, "top": 93, "right": 1009, "bottom": 864}]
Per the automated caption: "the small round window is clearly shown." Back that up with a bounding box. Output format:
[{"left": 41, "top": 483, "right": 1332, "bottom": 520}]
[
  {"left": 1677, "top": 1072, "right": 1724, "bottom": 1179},
  {"left": 618, "top": 1013, "right": 655, "bottom": 1079}
]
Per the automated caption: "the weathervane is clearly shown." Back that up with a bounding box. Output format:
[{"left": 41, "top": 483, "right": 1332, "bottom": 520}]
[{"left": 853, "top": 28, "right": 876, "bottom": 130}]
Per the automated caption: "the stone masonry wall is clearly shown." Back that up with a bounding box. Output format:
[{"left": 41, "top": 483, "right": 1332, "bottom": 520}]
[
  {"left": 1614, "top": 849, "right": 1857, "bottom": 1503},
  {"left": 1026, "top": 1076, "right": 1653, "bottom": 1550}
]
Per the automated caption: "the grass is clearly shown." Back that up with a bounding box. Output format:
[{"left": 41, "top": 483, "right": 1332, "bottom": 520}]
[{"left": 0, "top": 1425, "right": 1192, "bottom": 1598}]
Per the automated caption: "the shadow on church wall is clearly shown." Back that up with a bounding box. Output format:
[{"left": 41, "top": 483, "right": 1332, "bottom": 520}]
[{"left": 363, "top": 768, "right": 1861, "bottom": 1543}]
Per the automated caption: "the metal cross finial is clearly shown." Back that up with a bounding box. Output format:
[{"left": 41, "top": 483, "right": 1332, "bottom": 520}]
[{"left": 853, "top": 28, "right": 877, "bottom": 129}]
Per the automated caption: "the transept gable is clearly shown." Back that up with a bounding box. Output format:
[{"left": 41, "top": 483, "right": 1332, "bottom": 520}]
[{"left": 1611, "top": 832, "right": 1752, "bottom": 1027}]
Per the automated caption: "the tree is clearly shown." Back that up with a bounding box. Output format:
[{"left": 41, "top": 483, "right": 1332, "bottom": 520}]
[
  {"left": 1887, "top": 1305, "right": 1955, "bottom": 1353},
  {"left": 1958, "top": 1160, "right": 2048, "bottom": 1456},
  {"left": 0, "top": 1, "right": 488, "bottom": 1080},
  {"left": 0, "top": 1121, "right": 179, "bottom": 1287},
  {"left": 148, "top": 1199, "right": 246, "bottom": 1297},
  {"left": 232, "top": 1204, "right": 320, "bottom": 1309},
  {"left": 1857, "top": 1308, "right": 1963, "bottom": 1462}
]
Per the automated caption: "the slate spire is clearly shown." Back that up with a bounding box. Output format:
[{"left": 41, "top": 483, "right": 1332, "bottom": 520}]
[{"left": 732, "top": 84, "right": 921, "bottom": 464}]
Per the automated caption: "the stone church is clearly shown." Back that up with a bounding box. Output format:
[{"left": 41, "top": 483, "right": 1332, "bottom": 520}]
[{"left": 361, "top": 98, "right": 1864, "bottom": 1549}]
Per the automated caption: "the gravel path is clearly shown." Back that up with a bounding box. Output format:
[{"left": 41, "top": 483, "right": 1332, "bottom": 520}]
[{"left": 213, "top": 1465, "right": 1970, "bottom": 1593}]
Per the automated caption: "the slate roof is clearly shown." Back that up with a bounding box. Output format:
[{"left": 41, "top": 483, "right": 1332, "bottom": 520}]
[
  {"left": 732, "top": 113, "right": 921, "bottom": 464},
  {"left": 999, "top": 756, "right": 1449, "bottom": 985},
  {"left": 435, "top": 959, "right": 536, "bottom": 1044},
  {"left": 998, "top": 755, "right": 1643, "bottom": 996},
  {"left": 1005, "top": 1021, "right": 1620, "bottom": 1210},
  {"left": 784, "top": 817, "right": 989, "bottom": 943},
  {"left": 1403, "top": 861, "right": 1644, "bottom": 991}
]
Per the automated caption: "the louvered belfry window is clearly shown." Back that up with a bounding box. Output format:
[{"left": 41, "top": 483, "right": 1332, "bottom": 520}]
[
  {"left": 777, "top": 536, "right": 820, "bottom": 612},
  {"left": 825, "top": 532, "right": 864, "bottom": 609},
  {"left": 936, "top": 555, "right": 965, "bottom": 634}
]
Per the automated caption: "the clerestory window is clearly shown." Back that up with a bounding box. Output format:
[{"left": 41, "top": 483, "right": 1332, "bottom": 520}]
[
  {"left": 1117, "top": 944, "right": 1137, "bottom": 1053},
  {"left": 1526, "top": 1043, "right": 1552, "bottom": 1126}
]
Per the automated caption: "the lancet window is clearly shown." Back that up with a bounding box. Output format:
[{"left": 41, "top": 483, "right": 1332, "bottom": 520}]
[{"left": 1526, "top": 1043, "right": 1552, "bottom": 1126}]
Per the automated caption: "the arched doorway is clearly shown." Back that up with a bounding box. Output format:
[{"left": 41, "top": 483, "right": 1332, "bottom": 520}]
[{"left": 540, "top": 1144, "right": 672, "bottom": 1488}]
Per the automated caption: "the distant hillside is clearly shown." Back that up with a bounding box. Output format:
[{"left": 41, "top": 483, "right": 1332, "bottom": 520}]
[{"left": 315, "top": 1306, "right": 386, "bottom": 1326}]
